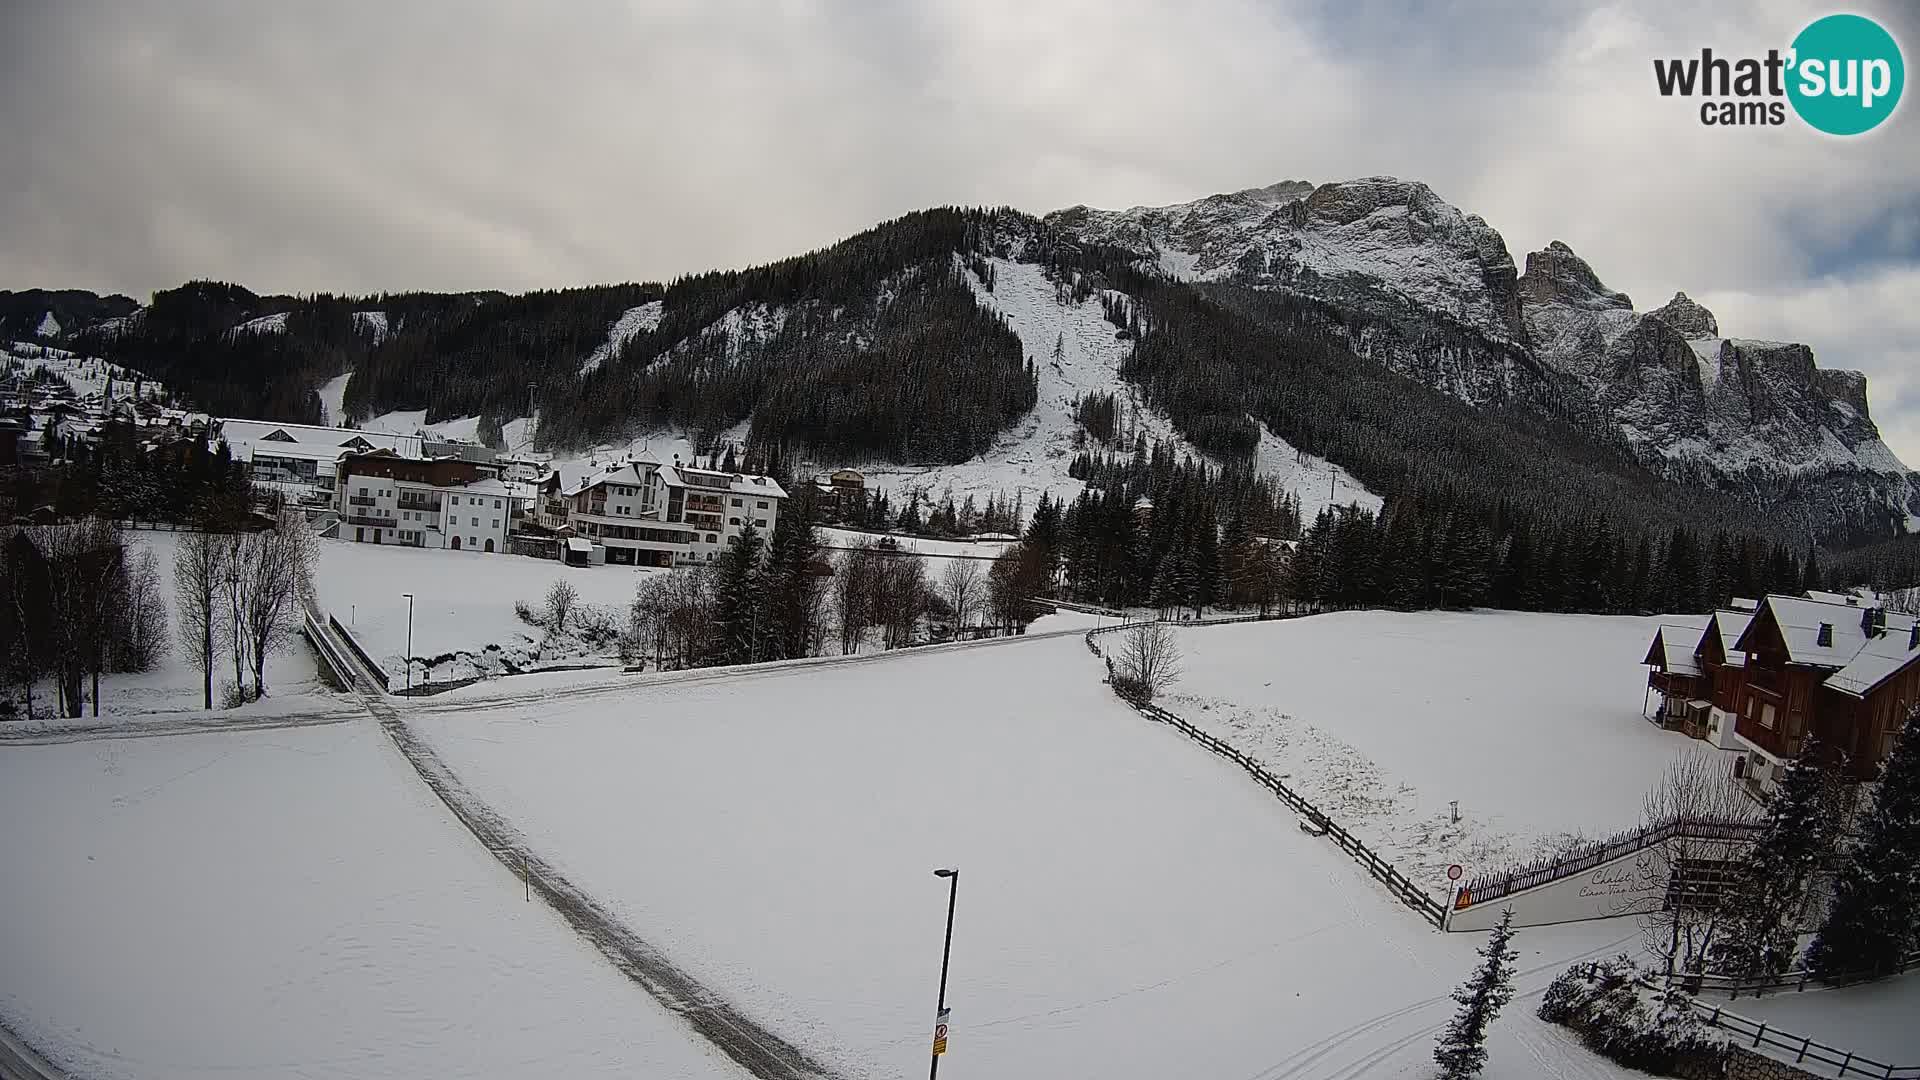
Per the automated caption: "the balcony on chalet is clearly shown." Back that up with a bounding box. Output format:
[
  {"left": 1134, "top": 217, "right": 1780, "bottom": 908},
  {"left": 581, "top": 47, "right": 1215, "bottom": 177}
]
[
  {"left": 1744, "top": 665, "right": 1784, "bottom": 698},
  {"left": 345, "top": 513, "right": 395, "bottom": 528},
  {"left": 348, "top": 495, "right": 380, "bottom": 508},
  {"left": 397, "top": 495, "right": 442, "bottom": 513}
]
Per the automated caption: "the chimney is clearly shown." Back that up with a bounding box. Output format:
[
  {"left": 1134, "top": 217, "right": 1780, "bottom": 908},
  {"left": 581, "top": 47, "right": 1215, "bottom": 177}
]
[
  {"left": 1862, "top": 606, "right": 1886, "bottom": 638},
  {"left": 1816, "top": 623, "right": 1833, "bottom": 648}
]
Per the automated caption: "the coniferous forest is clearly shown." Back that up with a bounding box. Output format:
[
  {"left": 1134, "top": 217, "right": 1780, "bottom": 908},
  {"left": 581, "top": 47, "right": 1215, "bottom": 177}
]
[{"left": 27, "top": 204, "right": 1908, "bottom": 614}]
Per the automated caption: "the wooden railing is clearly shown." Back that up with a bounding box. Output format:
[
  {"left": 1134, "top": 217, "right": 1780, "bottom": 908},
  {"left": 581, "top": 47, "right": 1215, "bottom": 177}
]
[
  {"left": 1085, "top": 620, "right": 1446, "bottom": 927},
  {"left": 1457, "top": 817, "right": 1765, "bottom": 909},
  {"left": 1621, "top": 972, "right": 1920, "bottom": 1079}
]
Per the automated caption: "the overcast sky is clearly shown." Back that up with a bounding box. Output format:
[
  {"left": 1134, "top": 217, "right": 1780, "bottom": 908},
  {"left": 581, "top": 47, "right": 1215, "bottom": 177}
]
[{"left": 2, "top": 0, "right": 1917, "bottom": 461}]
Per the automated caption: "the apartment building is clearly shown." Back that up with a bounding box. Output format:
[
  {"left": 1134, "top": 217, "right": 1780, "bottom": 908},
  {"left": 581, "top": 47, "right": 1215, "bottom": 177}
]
[
  {"left": 334, "top": 449, "right": 522, "bottom": 553},
  {"left": 549, "top": 457, "right": 787, "bottom": 567}
]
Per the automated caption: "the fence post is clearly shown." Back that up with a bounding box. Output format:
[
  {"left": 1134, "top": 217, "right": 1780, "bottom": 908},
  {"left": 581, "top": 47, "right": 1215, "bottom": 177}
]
[
  {"left": 1709, "top": 1006, "right": 1721, "bottom": 1025},
  {"left": 1753, "top": 1023, "right": 1766, "bottom": 1048},
  {"left": 1837, "top": 1052, "right": 1852, "bottom": 1076},
  {"left": 1797, "top": 1037, "right": 1810, "bottom": 1063}
]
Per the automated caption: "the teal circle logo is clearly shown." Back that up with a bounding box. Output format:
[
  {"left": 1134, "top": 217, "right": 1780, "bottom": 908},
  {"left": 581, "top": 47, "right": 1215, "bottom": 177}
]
[{"left": 1787, "top": 14, "right": 1904, "bottom": 135}]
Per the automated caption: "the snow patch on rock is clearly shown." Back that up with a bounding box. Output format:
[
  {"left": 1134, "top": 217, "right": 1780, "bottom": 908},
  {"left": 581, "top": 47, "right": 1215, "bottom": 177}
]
[
  {"left": 35, "top": 311, "right": 60, "bottom": 338},
  {"left": 229, "top": 311, "right": 290, "bottom": 336},
  {"left": 352, "top": 310, "right": 389, "bottom": 344},
  {"left": 578, "top": 300, "right": 663, "bottom": 376}
]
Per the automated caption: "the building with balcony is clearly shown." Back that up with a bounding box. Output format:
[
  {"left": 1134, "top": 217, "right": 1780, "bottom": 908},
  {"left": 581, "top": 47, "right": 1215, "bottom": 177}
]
[
  {"left": 1726, "top": 594, "right": 1920, "bottom": 797},
  {"left": 333, "top": 449, "right": 523, "bottom": 553},
  {"left": 550, "top": 456, "right": 787, "bottom": 567}
]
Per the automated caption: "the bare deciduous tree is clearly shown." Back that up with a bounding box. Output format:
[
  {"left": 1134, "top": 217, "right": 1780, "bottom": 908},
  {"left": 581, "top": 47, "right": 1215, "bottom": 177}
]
[
  {"left": 237, "top": 511, "right": 318, "bottom": 698},
  {"left": 1116, "top": 621, "right": 1182, "bottom": 701},
  {"left": 942, "top": 559, "right": 983, "bottom": 630},
  {"left": 1639, "top": 753, "right": 1758, "bottom": 985},
  {"left": 115, "top": 547, "right": 168, "bottom": 673},
  {"left": 833, "top": 544, "right": 880, "bottom": 655},
  {"left": 174, "top": 531, "right": 228, "bottom": 711},
  {"left": 545, "top": 578, "right": 580, "bottom": 632}
]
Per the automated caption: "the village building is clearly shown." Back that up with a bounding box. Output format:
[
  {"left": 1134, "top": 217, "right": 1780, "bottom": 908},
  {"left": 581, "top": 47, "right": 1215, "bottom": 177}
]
[
  {"left": 217, "top": 419, "right": 425, "bottom": 506},
  {"left": 333, "top": 449, "right": 523, "bottom": 553},
  {"left": 1647, "top": 592, "right": 1920, "bottom": 800},
  {"left": 544, "top": 456, "right": 787, "bottom": 567}
]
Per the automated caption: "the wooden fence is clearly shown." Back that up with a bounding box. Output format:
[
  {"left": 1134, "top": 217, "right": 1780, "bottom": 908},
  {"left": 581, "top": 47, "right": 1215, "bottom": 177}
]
[
  {"left": 1622, "top": 972, "right": 1920, "bottom": 1079},
  {"left": 1085, "top": 622, "right": 1446, "bottom": 927},
  {"left": 1685, "top": 948, "right": 1920, "bottom": 1000},
  {"left": 1458, "top": 816, "right": 1766, "bottom": 909}
]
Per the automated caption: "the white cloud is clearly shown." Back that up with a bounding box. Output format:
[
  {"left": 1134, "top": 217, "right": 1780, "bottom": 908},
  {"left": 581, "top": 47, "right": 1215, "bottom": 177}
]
[{"left": 0, "top": 0, "right": 1914, "bottom": 454}]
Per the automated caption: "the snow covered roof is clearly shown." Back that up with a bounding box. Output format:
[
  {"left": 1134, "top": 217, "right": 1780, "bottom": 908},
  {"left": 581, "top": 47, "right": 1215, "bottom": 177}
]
[
  {"left": 1704, "top": 610, "right": 1753, "bottom": 669},
  {"left": 1737, "top": 594, "right": 1916, "bottom": 670},
  {"left": 566, "top": 537, "right": 593, "bottom": 554},
  {"left": 219, "top": 418, "right": 422, "bottom": 461},
  {"left": 1729, "top": 597, "right": 1758, "bottom": 611},
  {"left": 1654, "top": 624, "right": 1703, "bottom": 676},
  {"left": 1824, "top": 625, "right": 1920, "bottom": 698},
  {"left": 562, "top": 460, "right": 658, "bottom": 497},
  {"left": 658, "top": 465, "right": 788, "bottom": 500},
  {"left": 1644, "top": 624, "right": 1703, "bottom": 675}
]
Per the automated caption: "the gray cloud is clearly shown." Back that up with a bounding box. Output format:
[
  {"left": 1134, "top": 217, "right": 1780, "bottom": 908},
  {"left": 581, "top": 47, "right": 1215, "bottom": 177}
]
[{"left": 3, "top": 0, "right": 1917, "bottom": 459}]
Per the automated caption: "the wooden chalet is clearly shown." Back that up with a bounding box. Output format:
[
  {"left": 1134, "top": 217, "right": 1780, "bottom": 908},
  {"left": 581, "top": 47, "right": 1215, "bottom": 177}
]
[{"left": 1728, "top": 594, "right": 1920, "bottom": 793}]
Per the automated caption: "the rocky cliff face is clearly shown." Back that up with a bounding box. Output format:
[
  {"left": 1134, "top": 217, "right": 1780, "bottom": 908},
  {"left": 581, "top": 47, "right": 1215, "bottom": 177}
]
[{"left": 1048, "top": 177, "right": 1917, "bottom": 536}]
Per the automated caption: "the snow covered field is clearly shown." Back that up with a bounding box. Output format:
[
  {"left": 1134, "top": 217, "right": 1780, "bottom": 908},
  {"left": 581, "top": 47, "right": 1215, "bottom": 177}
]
[
  {"left": 407, "top": 632, "right": 1647, "bottom": 1080},
  {"left": 0, "top": 720, "right": 741, "bottom": 1080},
  {"left": 1162, "top": 610, "right": 1722, "bottom": 897},
  {"left": 311, "top": 538, "right": 646, "bottom": 683}
]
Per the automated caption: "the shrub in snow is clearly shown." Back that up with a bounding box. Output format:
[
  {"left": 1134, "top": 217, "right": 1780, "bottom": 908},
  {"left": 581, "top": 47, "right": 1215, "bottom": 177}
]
[
  {"left": 1537, "top": 956, "right": 1727, "bottom": 1076},
  {"left": 544, "top": 580, "right": 580, "bottom": 632},
  {"left": 514, "top": 599, "right": 540, "bottom": 627},
  {"left": 1433, "top": 909, "right": 1518, "bottom": 1079}
]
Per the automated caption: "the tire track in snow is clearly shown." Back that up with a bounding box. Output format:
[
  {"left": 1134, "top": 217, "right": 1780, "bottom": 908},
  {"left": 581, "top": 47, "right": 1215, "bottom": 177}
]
[{"left": 303, "top": 601, "right": 845, "bottom": 1080}]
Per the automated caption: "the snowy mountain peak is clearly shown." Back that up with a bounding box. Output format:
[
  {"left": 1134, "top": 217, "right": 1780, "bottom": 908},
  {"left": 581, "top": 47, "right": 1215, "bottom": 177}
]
[
  {"left": 1646, "top": 291, "right": 1719, "bottom": 339},
  {"left": 1046, "top": 175, "right": 1524, "bottom": 343},
  {"left": 1517, "top": 240, "right": 1632, "bottom": 312}
]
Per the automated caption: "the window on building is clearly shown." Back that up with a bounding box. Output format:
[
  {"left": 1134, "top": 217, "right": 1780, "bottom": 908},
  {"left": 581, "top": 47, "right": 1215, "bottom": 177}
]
[
  {"left": 451, "top": 496, "right": 460, "bottom": 505},
  {"left": 358, "top": 486, "right": 367, "bottom": 495},
  {"left": 729, "top": 517, "right": 740, "bottom": 526},
  {"left": 706, "top": 534, "right": 716, "bottom": 544},
  {"left": 1760, "top": 703, "right": 1777, "bottom": 730},
  {"left": 471, "top": 516, "right": 480, "bottom": 527},
  {"left": 726, "top": 536, "right": 738, "bottom": 545},
  {"left": 731, "top": 497, "right": 742, "bottom": 506},
  {"left": 755, "top": 519, "right": 766, "bottom": 528},
  {"left": 491, "top": 519, "right": 499, "bottom": 528},
  {"left": 757, "top": 501, "right": 767, "bottom": 509},
  {"left": 494, "top": 499, "right": 502, "bottom": 509}
]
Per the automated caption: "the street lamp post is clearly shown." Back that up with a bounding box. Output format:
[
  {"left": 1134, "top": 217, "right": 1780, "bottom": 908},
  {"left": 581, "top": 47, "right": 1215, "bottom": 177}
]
[
  {"left": 401, "top": 592, "right": 415, "bottom": 694},
  {"left": 930, "top": 867, "right": 959, "bottom": 1080}
]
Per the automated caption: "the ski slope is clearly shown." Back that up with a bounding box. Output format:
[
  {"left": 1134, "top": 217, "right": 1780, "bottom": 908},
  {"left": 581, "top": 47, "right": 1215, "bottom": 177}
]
[
  {"left": 407, "top": 631, "right": 1647, "bottom": 1080},
  {"left": 1165, "top": 610, "right": 1721, "bottom": 896},
  {"left": 0, "top": 720, "right": 743, "bottom": 1080}
]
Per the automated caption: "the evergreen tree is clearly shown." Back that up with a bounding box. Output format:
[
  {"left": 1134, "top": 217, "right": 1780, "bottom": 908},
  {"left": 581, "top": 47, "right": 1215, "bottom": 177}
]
[
  {"left": 1434, "top": 909, "right": 1519, "bottom": 1080},
  {"left": 1707, "top": 739, "right": 1841, "bottom": 980},
  {"left": 712, "top": 522, "right": 765, "bottom": 665},
  {"left": 760, "top": 491, "right": 822, "bottom": 660},
  {"left": 1806, "top": 713, "right": 1920, "bottom": 980}
]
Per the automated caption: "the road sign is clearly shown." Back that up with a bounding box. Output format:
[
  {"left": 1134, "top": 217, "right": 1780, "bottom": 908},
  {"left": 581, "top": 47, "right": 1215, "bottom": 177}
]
[
  {"left": 1447, "top": 864, "right": 1464, "bottom": 882},
  {"left": 932, "top": 1007, "right": 950, "bottom": 1056}
]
